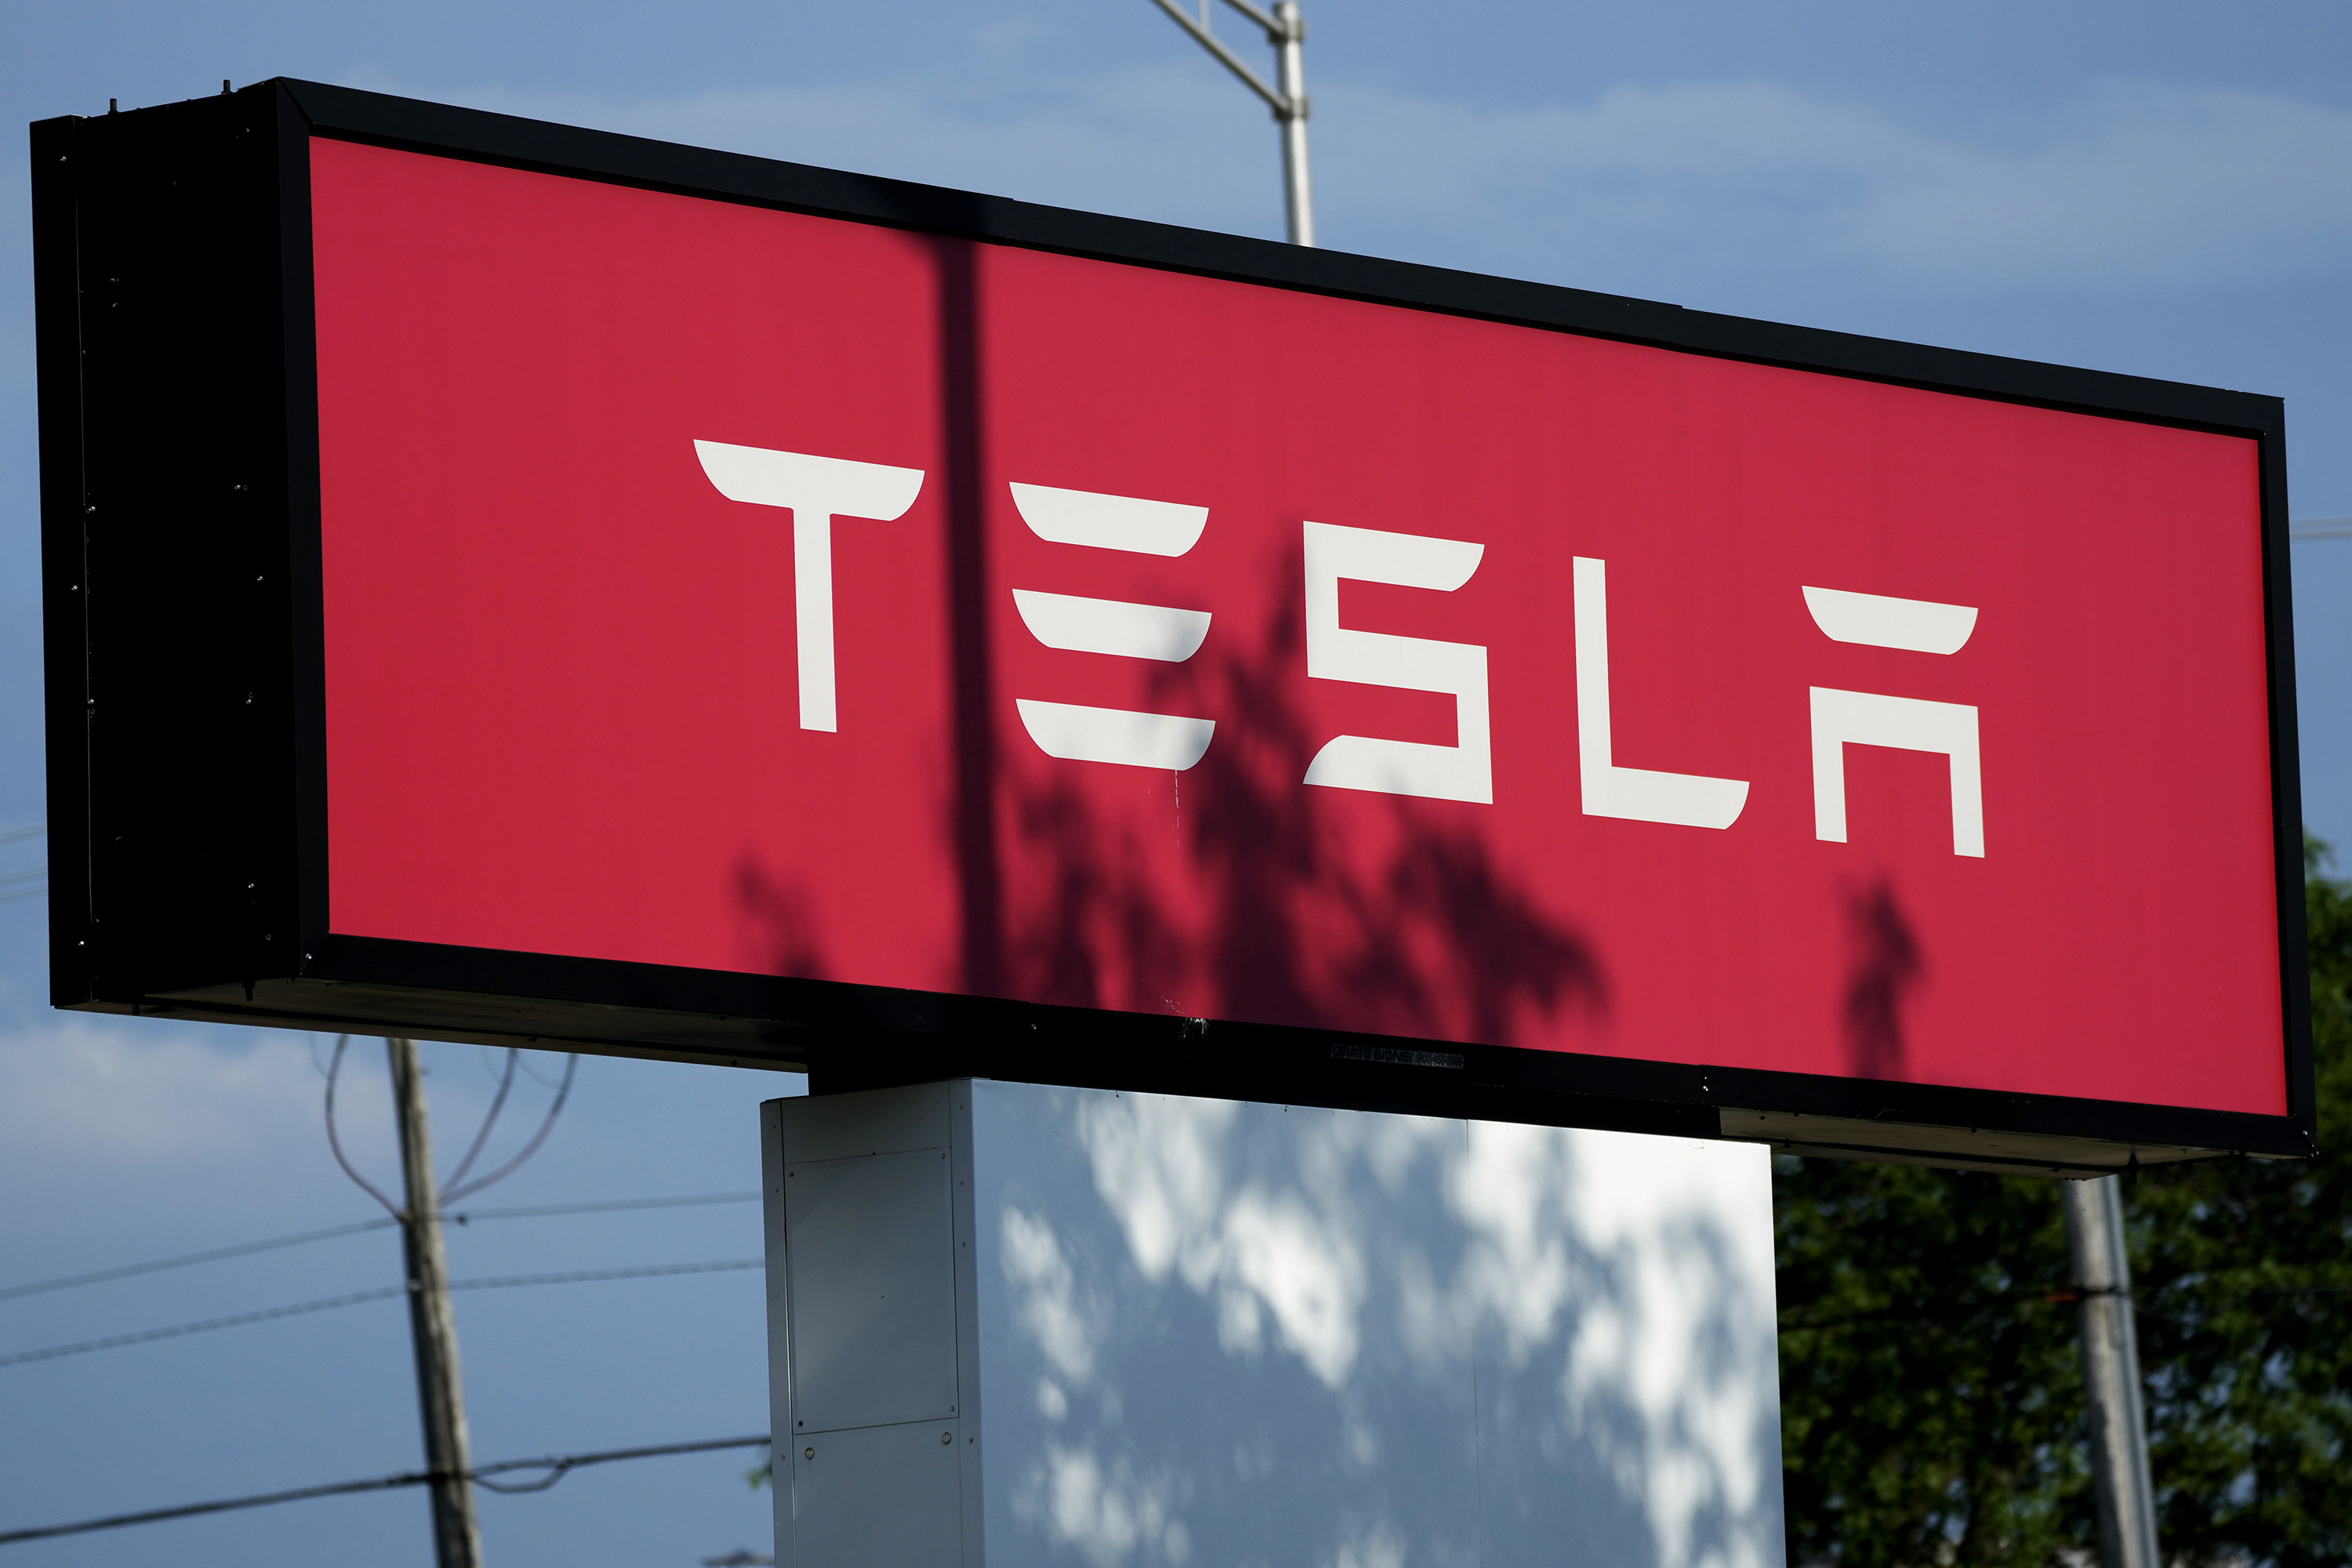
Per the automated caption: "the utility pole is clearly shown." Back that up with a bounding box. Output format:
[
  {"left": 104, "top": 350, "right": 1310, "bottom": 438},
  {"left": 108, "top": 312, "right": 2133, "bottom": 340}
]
[
  {"left": 389, "top": 1037, "right": 485, "bottom": 1568},
  {"left": 1146, "top": 0, "right": 1315, "bottom": 245},
  {"left": 2062, "top": 1174, "right": 2159, "bottom": 1568}
]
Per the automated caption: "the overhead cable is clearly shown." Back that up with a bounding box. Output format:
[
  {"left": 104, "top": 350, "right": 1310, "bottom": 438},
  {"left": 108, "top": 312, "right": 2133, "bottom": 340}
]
[
  {"left": 0, "top": 1434, "right": 771, "bottom": 1546},
  {"left": 323, "top": 1035, "right": 403, "bottom": 1218},
  {"left": 323, "top": 1036, "right": 582, "bottom": 1214},
  {"left": 441, "top": 1050, "right": 578, "bottom": 1203},
  {"left": 0, "top": 1259, "right": 763, "bottom": 1369},
  {"left": 0, "top": 1217, "right": 398, "bottom": 1302},
  {"left": 0, "top": 1192, "right": 760, "bottom": 1304},
  {"left": 438, "top": 1047, "right": 521, "bottom": 1198},
  {"left": 456, "top": 1192, "right": 761, "bottom": 1222},
  {"left": 0, "top": 826, "right": 47, "bottom": 905}
]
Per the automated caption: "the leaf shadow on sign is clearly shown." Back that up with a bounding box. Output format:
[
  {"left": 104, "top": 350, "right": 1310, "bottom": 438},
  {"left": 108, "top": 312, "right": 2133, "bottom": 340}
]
[
  {"left": 733, "top": 858, "right": 833, "bottom": 983},
  {"left": 936, "top": 234, "right": 1008, "bottom": 1002},
  {"left": 730, "top": 234, "right": 1609, "bottom": 1076},
  {"left": 1842, "top": 877, "right": 1923, "bottom": 1080},
  {"left": 996, "top": 542, "right": 1609, "bottom": 1053},
  {"left": 1004, "top": 774, "right": 1191, "bottom": 1017}
]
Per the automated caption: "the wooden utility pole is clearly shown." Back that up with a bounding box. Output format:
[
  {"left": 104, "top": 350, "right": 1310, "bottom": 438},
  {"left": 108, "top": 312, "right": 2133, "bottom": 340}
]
[{"left": 388, "top": 1037, "right": 485, "bottom": 1568}]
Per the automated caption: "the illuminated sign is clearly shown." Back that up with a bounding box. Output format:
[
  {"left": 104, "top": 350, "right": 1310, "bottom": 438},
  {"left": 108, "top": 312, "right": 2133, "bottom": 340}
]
[{"left": 34, "top": 81, "right": 2314, "bottom": 1168}]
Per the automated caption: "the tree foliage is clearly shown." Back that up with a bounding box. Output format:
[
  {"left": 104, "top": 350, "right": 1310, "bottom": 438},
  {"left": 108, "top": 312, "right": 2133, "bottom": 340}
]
[{"left": 1776, "top": 857, "right": 2352, "bottom": 1566}]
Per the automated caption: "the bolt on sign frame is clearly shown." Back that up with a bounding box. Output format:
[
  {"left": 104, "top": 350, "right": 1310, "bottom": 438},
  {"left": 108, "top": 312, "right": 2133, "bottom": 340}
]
[{"left": 33, "top": 81, "right": 2313, "bottom": 1173}]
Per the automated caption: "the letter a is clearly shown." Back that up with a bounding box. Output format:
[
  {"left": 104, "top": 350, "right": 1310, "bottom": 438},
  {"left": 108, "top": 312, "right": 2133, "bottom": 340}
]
[
  {"left": 1809, "top": 688, "right": 1984, "bottom": 857},
  {"left": 1802, "top": 585, "right": 1984, "bottom": 857}
]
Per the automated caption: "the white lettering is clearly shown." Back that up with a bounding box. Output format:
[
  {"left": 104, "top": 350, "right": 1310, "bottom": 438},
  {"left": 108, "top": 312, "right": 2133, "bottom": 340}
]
[
  {"left": 1803, "top": 584, "right": 1984, "bottom": 856},
  {"left": 1301, "top": 521, "right": 1491, "bottom": 805},
  {"left": 1573, "top": 557, "right": 1749, "bottom": 829},
  {"left": 1014, "top": 701, "right": 1217, "bottom": 771},
  {"left": 1802, "top": 586, "right": 1977, "bottom": 654},
  {"left": 1009, "top": 485, "right": 1217, "bottom": 770},
  {"left": 1809, "top": 688, "right": 1985, "bottom": 856},
  {"left": 1011, "top": 482, "right": 1208, "bottom": 556},
  {"left": 1012, "top": 590, "right": 1211, "bottom": 662},
  {"left": 694, "top": 440, "right": 925, "bottom": 732}
]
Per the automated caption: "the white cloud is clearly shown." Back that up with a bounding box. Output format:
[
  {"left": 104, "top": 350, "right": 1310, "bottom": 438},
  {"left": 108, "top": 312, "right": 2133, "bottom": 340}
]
[
  {"left": 1849, "top": 85, "right": 2352, "bottom": 291},
  {"left": 0, "top": 1015, "right": 551, "bottom": 1259},
  {"left": 0, "top": 1017, "right": 382, "bottom": 1267},
  {"left": 0, "top": 1018, "right": 347, "bottom": 1171},
  {"left": 1363, "top": 78, "right": 2352, "bottom": 298},
  {"left": 342, "top": 63, "right": 1279, "bottom": 241},
  {"left": 1318, "top": 77, "right": 2352, "bottom": 299},
  {"left": 351, "top": 66, "right": 2352, "bottom": 305}
]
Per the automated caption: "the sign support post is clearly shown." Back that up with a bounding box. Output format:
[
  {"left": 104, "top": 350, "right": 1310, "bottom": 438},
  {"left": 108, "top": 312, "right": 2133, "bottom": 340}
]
[
  {"left": 389, "top": 1037, "right": 485, "bottom": 1568},
  {"left": 761, "top": 1079, "right": 1785, "bottom": 1567},
  {"left": 1145, "top": 0, "right": 1315, "bottom": 244},
  {"left": 2063, "top": 1175, "right": 2159, "bottom": 1568},
  {"left": 1272, "top": 1, "right": 1312, "bottom": 245}
]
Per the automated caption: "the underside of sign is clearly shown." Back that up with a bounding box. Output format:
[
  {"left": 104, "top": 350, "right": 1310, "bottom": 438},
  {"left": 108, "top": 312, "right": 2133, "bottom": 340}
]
[{"left": 32, "top": 81, "right": 2315, "bottom": 1172}]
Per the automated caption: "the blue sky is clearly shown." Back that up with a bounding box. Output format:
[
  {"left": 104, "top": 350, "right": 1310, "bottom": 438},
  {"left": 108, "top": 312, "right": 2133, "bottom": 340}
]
[{"left": 3, "top": 2, "right": 2350, "bottom": 1563}]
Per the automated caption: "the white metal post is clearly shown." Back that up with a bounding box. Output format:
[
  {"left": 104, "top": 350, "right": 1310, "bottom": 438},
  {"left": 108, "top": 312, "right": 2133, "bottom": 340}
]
[
  {"left": 1272, "top": 2, "right": 1312, "bottom": 245},
  {"left": 2061, "top": 1175, "right": 2159, "bottom": 1568},
  {"left": 1145, "top": 0, "right": 1315, "bottom": 246}
]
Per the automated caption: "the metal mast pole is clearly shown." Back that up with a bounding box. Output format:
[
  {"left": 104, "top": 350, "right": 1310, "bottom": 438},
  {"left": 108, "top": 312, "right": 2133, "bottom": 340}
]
[
  {"left": 1272, "top": 2, "right": 1312, "bottom": 245},
  {"left": 389, "top": 1037, "right": 485, "bottom": 1568},
  {"left": 2061, "top": 1175, "right": 2159, "bottom": 1568},
  {"left": 1145, "top": 0, "right": 1315, "bottom": 245}
]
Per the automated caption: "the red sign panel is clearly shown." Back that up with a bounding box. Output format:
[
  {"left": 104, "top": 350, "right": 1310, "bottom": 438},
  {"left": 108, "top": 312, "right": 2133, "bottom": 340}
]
[{"left": 309, "top": 138, "right": 2282, "bottom": 1117}]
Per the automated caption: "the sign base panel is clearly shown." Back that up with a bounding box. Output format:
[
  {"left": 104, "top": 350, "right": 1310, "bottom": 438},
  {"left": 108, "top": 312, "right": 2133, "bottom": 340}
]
[{"left": 761, "top": 1078, "right": 1790, "bottom": 1568}]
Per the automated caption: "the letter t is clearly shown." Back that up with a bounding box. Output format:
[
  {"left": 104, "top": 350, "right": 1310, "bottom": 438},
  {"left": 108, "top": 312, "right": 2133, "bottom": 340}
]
[{"left": 695, "top": 440, "right": 926, "bottom": 731}]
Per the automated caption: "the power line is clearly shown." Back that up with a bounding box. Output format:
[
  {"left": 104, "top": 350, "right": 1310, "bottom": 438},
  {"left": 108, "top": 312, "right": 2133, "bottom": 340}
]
[
  {"left": 0, "top": 1192, "right": 761, "bottom": 1302},
  {"left": 456, "top": 1192, "right": 761, "bottom": 1223},
  {"left": 325, "top": 1035, "right": 402, "bottom": 1215},
  {"left": 441, "top": 1051, "right": 577, "bottom": 1204},
  {"left": 0, "top": 826, "right": 45, "bottom": 906},
  {"left": 0, "top": 1434, "right": 771, "bottom": 1547},
  {"left": 439, "top": 1045, "right": 522, "bottom": 1198},
  {"left": 0, "top": 1259, "right": 763, "bottom": 1369},
  {"left": 323, "top": 1036, "right": 581, "bottom": 1220},
  {"left": 2290, "top": 516, "right": 2352, "bottom": 540},
  {"left": 0, "top": 1217, "right": 397, "bottom": 1301},
  {"left": 2, "top": 1284, "right": 415, "bottom": 1367},
  {"left": 441, "top": 1259, "right": 758, "bottom": 1293}
]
